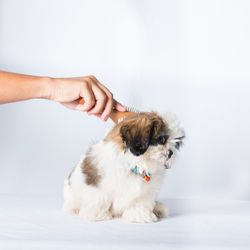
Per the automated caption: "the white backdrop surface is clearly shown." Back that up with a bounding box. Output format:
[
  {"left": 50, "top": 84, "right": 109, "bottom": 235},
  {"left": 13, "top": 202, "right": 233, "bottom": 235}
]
[{"left": 0, "top": 0, "right": 250, "bottom": 200}]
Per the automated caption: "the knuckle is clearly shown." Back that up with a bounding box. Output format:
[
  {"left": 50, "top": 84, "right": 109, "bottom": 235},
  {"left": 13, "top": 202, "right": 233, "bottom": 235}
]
[
  {"left": 81, "top": 79, "right": 88, "bottom": 87},
  {"left": 88, "top": 75, "right": 96, "bottom": 81},
  {"left": 107, "top": 92, "right": 113, "bottom": 99}
]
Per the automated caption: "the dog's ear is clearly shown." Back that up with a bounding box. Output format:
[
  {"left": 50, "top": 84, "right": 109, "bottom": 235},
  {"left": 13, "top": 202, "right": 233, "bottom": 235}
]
[{"left": 120, "top": 125, "right": 129, "bottom": 145}]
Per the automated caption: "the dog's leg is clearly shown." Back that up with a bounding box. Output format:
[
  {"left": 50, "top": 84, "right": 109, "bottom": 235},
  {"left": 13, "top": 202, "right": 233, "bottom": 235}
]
[
  {"left": 153, "top": 201, "right": 168, "bottom": 218},
  {"left": 78, "top": 190, "right": 112, "bottom": 222},
  {"left": 122, "top": 199, "right": 157, "bottom": 223},
  {"left": 62, "top": 180, "right": 81, "bottom": 215},
  {"left": 62, "top": 199, "right": 80, "bottom": 215}
]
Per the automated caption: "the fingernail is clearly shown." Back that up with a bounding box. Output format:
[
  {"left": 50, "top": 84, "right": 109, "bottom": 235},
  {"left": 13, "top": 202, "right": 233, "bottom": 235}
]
[
  {"left": 118, "top": 105, "right": 126, "bottom": 111},
  {"left": 102, "top": 115, "right": 109, "bottom": 122}
]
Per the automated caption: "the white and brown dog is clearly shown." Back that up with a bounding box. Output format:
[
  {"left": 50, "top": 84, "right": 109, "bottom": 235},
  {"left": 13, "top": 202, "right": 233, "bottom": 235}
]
[{"left": 63, "top": 112, "right": 184, "bottom": 223}]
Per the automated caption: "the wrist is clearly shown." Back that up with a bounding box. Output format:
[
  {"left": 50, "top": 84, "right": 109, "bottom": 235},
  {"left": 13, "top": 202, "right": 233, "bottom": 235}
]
[{"left": 39, "top": 76, "right": 54, "bottom": 100}]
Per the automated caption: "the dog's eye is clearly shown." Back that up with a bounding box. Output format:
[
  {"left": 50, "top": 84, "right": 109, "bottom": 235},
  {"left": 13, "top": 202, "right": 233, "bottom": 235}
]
[
  {"left": 157, "top": 135, "right": 167, "bottom": 145},
  {"left": 121, "top": 136, "right": 126, "bottom": 143}
]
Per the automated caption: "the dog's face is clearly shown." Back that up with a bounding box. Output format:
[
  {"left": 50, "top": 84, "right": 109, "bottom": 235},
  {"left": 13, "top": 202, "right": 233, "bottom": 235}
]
[
  {"left": 120, "top": 113, "right": 168, "bottom": 157},
  {"left": 105, "top": 112, "right": 185, "bottom": 169}
]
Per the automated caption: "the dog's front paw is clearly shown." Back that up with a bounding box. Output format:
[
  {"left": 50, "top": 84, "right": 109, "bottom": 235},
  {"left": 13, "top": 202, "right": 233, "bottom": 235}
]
[
  {"left": 78, "top": 209, "right": 112, "bottom": 222},
  {"left": 62, "top": 201, "right": 80, "bottom": 215},
  {"left": 153, "top": 201, "right": 168, "bottom": 218},
  {"left": 122, "top": 208, "right": 157, "bottom": 223}
]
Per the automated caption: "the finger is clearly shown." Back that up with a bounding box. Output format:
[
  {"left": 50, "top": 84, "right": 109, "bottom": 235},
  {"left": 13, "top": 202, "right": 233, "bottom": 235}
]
[
  {"left": 101, "top": 97, "right": 114, "bottom": 122},
  {"left": 113, "top": 100, "right": 127, "bottom": 111},
  {"left": 60, "top": 101, "right": 80, "bottom": 110},
  {"left": 94, "top": 113, "right": 102, "bottom": 119},
  {"left": 95, "top": 81, "right": 112, "bottom": 98},
  {"left": 79, "top": 83, "right": 96, "bottom": 112},
  {"left": 60, "top": 100, "right": 93, "bottom": 112},
  {"left": 94, "top": 79, "right": 126, "bottom": 112},
  {"left": 62, "top": 101, "right": 91, "bottom": 111},
  {"left": 91, "top": 77, "right": 113, "bottom": 101},
  {"left": 92, "top": 78, "right": 115, "bottom": 119},
  {"left": 87, "top": 85, "right": 107, "bottom": 115}
]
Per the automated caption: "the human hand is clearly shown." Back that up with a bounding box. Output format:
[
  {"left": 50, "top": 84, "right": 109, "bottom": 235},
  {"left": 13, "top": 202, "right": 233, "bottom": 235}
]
[{"left": 48, "top": 75, "right": 126, "bottom": 121}]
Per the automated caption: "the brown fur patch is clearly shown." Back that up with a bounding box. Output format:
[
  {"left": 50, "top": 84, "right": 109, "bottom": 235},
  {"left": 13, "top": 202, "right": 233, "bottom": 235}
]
[
  {"left": 104, "top": 112, "right": 168, "bottom": 152},
  {"left": 81, "top": 149, "right": 101, "bottom": 186},
  {"left": 67, "top": 165, "right": 76, "bottom": 185}
]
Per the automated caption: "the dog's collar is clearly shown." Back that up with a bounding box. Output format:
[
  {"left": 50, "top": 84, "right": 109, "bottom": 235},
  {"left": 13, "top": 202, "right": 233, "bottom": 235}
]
[{"left": 130, "top": 165, "right": 151, "bottom": 182}]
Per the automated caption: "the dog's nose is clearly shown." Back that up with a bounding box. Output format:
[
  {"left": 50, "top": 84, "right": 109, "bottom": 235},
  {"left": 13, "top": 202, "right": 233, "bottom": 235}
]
[
  {"left": 168, "top": 150, "right": 173, "bottom": 159},
  {"left": 131, "top": 141, "right": 146, "bottom": 156},
  {"left": 135, "top": 141, "right": 142, "bottom": 148},
  {"left": 134, "top": 141, "right": 144, "bottom": 152},
  {"left": 134, "top": 151, "right": 141, "bottom": 156}
]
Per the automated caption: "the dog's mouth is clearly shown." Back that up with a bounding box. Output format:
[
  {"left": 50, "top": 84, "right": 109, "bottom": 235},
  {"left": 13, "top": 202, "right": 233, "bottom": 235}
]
[{"left": 162, "top": 150, "right": 173, "bottom": 169}]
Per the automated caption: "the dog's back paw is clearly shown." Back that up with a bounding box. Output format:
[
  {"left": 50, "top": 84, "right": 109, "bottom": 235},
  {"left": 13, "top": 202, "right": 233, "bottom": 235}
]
[{"left": 153, "top": 201, "right": 168, "bottom": 218}]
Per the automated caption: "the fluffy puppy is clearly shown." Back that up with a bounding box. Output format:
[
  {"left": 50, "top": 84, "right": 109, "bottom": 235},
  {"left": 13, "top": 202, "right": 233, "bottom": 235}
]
[{"left": 63, "top": 112, "right": 184, "bottom": 223}]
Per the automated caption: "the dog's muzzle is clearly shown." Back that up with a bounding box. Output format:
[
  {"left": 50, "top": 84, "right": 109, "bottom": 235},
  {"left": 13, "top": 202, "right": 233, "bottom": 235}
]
[{"left": 163, "top": 150, "right": 173, "bottom": 169}]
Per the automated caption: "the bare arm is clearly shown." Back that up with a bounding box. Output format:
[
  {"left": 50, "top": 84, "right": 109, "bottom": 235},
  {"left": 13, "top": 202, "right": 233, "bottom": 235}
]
[
  {"left": 0, "top": 71, "right": 50, "bottom": 103},
  {"left": 0, "top": 71, "right": 125, "bottom": 121}
]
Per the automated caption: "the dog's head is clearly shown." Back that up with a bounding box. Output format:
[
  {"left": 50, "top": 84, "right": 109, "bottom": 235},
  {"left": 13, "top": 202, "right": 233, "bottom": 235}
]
[{"left": 105, "top": 112, "right": 185, "bottom": 169}]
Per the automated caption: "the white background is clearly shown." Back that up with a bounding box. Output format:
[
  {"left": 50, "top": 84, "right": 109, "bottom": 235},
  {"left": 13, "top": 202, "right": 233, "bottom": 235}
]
[{"left": 0, "top": 0, "right": 250, "bottom": 200}]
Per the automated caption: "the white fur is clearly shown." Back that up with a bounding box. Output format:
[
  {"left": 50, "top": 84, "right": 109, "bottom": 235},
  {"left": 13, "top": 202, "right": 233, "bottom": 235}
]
[{"left": 63, "top": 113, "right": 184, "bottom": 223}]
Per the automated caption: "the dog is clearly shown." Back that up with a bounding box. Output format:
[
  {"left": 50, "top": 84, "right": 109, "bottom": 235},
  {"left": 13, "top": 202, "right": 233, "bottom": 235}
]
[{"left": 63, "top": 111, "right": 184, "bottom": 223}]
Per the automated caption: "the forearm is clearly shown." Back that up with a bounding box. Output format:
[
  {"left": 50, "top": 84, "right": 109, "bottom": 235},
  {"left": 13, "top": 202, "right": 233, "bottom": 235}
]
[
  {"left": 0, "top": 71, "right": 125, "bottom": 120},
  {"left": 0, "top": 71, "right": 51, "bottom": 104}
]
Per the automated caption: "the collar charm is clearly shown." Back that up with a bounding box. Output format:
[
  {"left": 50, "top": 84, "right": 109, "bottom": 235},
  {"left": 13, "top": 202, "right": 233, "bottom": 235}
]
[{"left": 130, "top": 165, "right": 151, "bottom": 182}]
